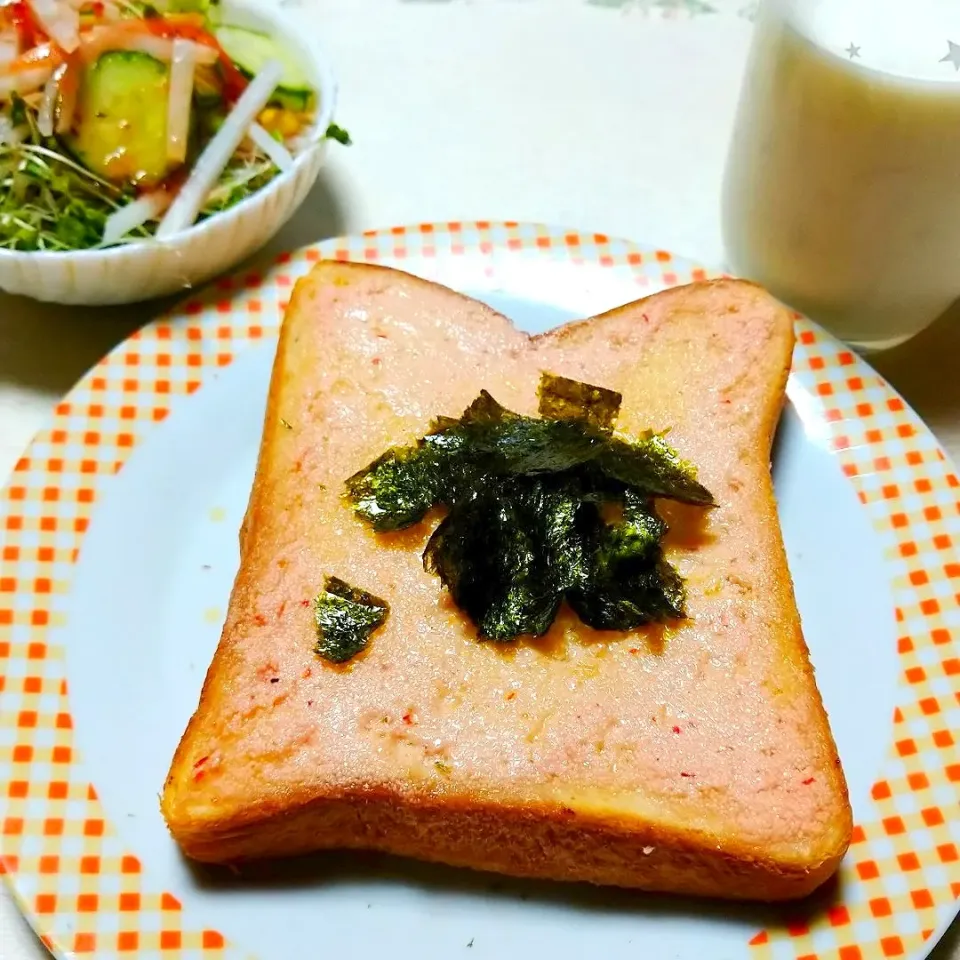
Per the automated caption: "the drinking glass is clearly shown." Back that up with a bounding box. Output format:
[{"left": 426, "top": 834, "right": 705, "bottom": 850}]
[{"left": 721, "top": 0, "right": 960, "bottom": 350}]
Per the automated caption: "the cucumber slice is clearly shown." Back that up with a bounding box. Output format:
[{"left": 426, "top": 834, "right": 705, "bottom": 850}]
[
  {"left": 270, "top": 88, "right": 311, "bottom": 113},
  {"left": 169, "top": 0, "right": 214, "bottom": 13},
  {"left": 215, "top": 25, "right": 313, "bottom": 110},
  {"left": 67, "top": 52, "right": 181, "bottom": 188}
]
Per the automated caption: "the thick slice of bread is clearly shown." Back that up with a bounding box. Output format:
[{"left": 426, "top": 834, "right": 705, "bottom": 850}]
[{"left": 161, "top": 262, "right": 852, "bottom": 901}]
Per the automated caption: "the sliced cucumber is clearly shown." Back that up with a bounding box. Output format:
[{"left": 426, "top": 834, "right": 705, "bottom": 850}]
[
  {"left": 270, "top": 87, "right": 312, "bottom": 114},
  {"left": 215, "top": 24, "right": 314, "bottom": 111},
  {"left": 67, "top": 52, "right": 181, "bottom": 188},
  {"left": 166, "top": 0, "right": 214, "bottom": 14}
]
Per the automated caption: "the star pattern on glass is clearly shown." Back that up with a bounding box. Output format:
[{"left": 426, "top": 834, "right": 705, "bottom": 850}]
[{"left": 940, "top": 39, "right": 960, "bottom": 70}]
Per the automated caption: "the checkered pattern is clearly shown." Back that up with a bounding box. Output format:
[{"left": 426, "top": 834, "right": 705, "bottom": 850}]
[
  {"left": 746, "top": 324, "right": 960, "bottom": 960},
  {"left": 0, "top": 222, "right": 957, "bottom": 960}
]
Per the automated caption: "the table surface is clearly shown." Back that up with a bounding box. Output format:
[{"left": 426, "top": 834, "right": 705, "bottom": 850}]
[{"left": 1, "top": 1, "right": 958, "bottom": 957}]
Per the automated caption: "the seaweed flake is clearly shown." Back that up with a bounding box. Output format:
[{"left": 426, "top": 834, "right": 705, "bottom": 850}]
[
  {"left": 313, "top": 577, "right": 389, "bottom": 663},
  {"left": 342, "top": 374, "right": 713, "bottom": 641}
]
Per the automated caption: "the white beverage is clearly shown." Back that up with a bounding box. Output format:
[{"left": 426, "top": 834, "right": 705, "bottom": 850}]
[{"left": 722, "top": 0, "right": 960, "bottom": 349}]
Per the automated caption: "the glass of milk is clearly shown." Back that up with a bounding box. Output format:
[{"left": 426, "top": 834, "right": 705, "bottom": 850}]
[{"left": 722, "top": 0, "right": 960, "bottom": 350}]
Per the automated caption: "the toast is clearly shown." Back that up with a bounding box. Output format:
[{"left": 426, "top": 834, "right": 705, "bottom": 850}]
[{"left": 161, "top": 262, "right": 852, "bottom": 901}]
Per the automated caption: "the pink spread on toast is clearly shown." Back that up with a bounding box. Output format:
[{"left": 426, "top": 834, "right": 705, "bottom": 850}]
[{"left": 187, "top": 268, "right": 842, "bottom": 860}]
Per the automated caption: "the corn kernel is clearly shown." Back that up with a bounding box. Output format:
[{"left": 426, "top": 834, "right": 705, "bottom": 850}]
[
  {"left": 258, "top": 107, "right": 279, "bottom": 130},
  {"left": 278, "top": 111, "right": 301, "bottom": 137}
]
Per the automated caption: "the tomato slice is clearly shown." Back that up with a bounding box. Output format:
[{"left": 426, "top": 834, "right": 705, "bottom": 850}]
[{"left": 7, "top": 1, "right": 46, "bottom": 51}]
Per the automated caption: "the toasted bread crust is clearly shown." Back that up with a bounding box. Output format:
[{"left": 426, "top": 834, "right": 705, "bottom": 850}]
[
  {"left": 170, "top": 788, "right": 844, "bottom": 902},
  {"left": 162, "top": 262, "right": 851, "bottom": 901}
]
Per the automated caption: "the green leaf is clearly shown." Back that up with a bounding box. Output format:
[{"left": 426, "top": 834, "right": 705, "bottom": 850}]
[
  {"left": 313, "top": 576, "right": 389, "bottom": 663},
  {"left": 9, "top": 95, "right": 27, "bottom": 127},
  {"left": 325, "top": 122, "right": 352, "bottom": 146}
]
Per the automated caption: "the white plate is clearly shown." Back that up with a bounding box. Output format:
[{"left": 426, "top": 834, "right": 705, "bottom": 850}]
[{"left": 1, "top": 222, "right": 958, "bottom": 960}]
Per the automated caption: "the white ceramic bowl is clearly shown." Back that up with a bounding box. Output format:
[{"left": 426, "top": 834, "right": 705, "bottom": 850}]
[{"left": 0, "top": 0, "right": 338, "bottom": 306}]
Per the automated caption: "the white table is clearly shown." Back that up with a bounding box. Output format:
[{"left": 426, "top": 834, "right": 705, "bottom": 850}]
[{"left": 1, "top": 1, "right": 958, "bottom": 957}]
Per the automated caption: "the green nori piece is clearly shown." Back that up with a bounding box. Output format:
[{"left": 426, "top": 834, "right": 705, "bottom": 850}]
[
  {"left": 345, "top": 446, "right": 446, "bottom": 532},
  {"left": 424, "top": 494, "right": 560, "bottom": 641},
  {"left": 596, "top": 433, "right": 714, "bottom": 507},
  {"left": 314, "top": 576, "right": 389, "bottom": 663},
  {"left": 567, "top": 492, "right": 686, "bottom": 630},
  {"left": 343, "top": 374, "right": 714, "bottom": 641},
  {"left": 453, "top": 407, "right": 604, "bottom": 476},
  {"left": 423, "top": 481, "right": 586, "bottom": 640},
  {"left": 538, "top": 372, "right": 622, "bottom": 431}
]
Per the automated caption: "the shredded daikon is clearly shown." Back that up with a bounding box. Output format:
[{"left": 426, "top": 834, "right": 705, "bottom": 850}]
[
  {"left": 0, "top": 115, "right": 25, "bottom": 145},
  {"left": 27, "top": 0, "right": 80, "bottom": 52},
  {"left": 0, "top": 35, "right": 18, "bottom": 68},
  {"left": 247, "top": 121, "right": 293, "bottom": 172},
  {"left": 166, "top": 38, "right": 195, "bottom": 163},
  {"left": 37, "top": 71, "right": 58, "bottom": 137},
  {"left": 102, "top": 191, "right": 171, "bottom": 246},
  {"left": 157, "top": 59, "right": 284, "bottom": 239},
  {"left": 80, "top": 25, "right": 218, "bottom": 65},
  {"left": 54, "top": 60, "right": 78, "bottom": 134},
  {"left": 0, "top": 64, "right": 56, "bottom": 98}
]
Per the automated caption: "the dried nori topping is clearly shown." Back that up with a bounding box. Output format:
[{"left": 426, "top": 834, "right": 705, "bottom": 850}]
[
  {"left": 345, "top": 445, "right": 449, "bottom": 532},
  {"left": 596, "top": 433, "right": 714, "bottom": 507},
  {"left": 566, "top": 491, "right": 686, "bottom": 630},
  {"left": 342, "top": 373, "right": 714, "bottom": 641},
  {"left": 313, "top": 576, "right": 389, "bottom": 663},
  {"left": 537, "top": 372, "right": 622, "bottom": 431},
  {"left": 423, "top": 480, "right": 583, "bottom": 640}
]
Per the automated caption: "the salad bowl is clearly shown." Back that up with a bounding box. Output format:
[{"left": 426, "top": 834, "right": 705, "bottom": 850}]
[{"left": 0, "top": 0, "right": 339, "bottom": 305}]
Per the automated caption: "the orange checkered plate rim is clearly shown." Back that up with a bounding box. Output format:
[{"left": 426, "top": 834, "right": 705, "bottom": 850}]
[{"left": 0, "top": 221, "right": 958, "bottom": 960}]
